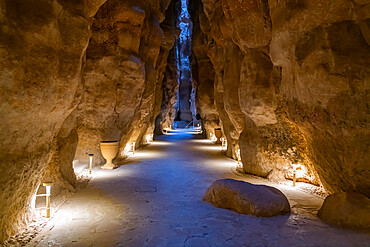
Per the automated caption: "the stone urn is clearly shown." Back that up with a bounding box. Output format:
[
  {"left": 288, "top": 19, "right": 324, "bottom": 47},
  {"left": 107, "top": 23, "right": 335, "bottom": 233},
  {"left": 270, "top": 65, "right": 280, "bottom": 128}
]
[
  {"left": 214, "top": 128, "right": 222, "bottom": 144},
  {"left": 100, "top": 141, "right": 119, "bottom": 169}
]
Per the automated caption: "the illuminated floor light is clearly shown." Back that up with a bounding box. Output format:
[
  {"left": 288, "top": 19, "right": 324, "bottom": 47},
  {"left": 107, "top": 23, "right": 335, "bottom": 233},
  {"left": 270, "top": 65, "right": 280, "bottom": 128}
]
[
  {"left": 145, "top": 134, "right": 154, "bottom": 144},
  {"left": 237, "top": 148, "right": 241, "bottom": 165},
  {"left": 221, "top": 137, "right": 227, "bottom": 151},
  {"left": 132, "top": 142, "right": 136, "bottom": 155},
  {"left": 209, "top": 132, "right": 217, "bottom": 142},
  {"left": 89, "top": 154, "right": 94, "bottom": 174},
  {"left": 292, "top": 164, "right": 304, "bottom": 187},
  {"left": 43, "top": 182, "right": 52, "bottom": 218},
  {"left": 164, "top": 127, "right": 173, "bottom": 134}
]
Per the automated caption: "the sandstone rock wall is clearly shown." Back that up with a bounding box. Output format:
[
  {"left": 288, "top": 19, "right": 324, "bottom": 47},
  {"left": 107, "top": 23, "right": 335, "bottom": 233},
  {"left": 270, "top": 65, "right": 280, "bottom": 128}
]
[
  {"left": 192, "top": 0, "right": 369, "bottom": 193},
  {"left": 174, "top": 0, "right": 194, "bottom": 125},
  {"left": 189, "top": 0, "right": 219, "bottom": 137},
  {"left": 0, "top": 0, "right": 99, "bottom": 241},
  {"left": 269, "top": 0, "right": 370, "bottom": 196},
  {"left": 155, "top": 46, "right": 179, "bottom": 134},
  {"left": 74, "top": 0, "right": 177, "bottom": 165},
  {"left": 0, "top": 0, "right": 177, "bottom": 242}
]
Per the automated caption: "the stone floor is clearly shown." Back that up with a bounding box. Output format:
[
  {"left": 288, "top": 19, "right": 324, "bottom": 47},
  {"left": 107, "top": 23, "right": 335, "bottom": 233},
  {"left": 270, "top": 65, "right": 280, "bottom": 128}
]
[{"left": 29, "top": 129, "right": 370, "bottom": 247}]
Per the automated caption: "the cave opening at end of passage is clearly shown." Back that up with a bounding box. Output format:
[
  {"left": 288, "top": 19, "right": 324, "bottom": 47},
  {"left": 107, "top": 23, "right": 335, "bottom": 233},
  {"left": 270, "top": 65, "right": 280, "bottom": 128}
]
[{"left": 174, "top": 0, "right": 198, "bottom": 129}]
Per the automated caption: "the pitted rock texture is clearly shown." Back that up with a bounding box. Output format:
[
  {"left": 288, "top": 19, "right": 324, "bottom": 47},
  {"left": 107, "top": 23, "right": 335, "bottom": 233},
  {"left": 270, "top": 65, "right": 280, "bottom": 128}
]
[
  {"left": 191, "top": 0, "right": 369, "bottom": 194},
  {"left": 0, "top": 0, "right": 97, "bottom": 242},
  {"left": 203, "top": 179, "right": 291, "bottom": 217},
  {"left": 190, "top": 0, "right": 220, "bottom": 138},
  {"left": 75, "top": 0, "right": 177, "bottom": 165},
  {"left": 318, "top": 192, "right": 370, "bottom": 231},
  {"left": 1, "top": 0, "right": 369, "bottom": 243},
  {"left": 155, "top": 47, "right": 179, "bottom": 134},
  {"left": 0, "top": 0, "right": 176, "bottom": 242}
]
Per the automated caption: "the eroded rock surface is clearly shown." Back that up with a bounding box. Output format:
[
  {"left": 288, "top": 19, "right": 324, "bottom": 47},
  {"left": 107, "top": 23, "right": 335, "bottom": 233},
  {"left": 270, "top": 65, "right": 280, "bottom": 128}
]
[
  {"left": 191, "top": 0, "right": 369, "bottom": 195},
  {"left": 203, "top": 179, "right": 291, "bottom": 217},
  {"left": 1, "top": 0, "right": 369, "bottom": 243},
  {"left": 155, "top": 47, "right": 179, "bottom": 134},
  {"left": 74, "top": 0, "right": 177, "bottom": 166},
  {"left": 0, "top": 0, "right": 96, "bottom": 241},
  {"left": 190, "top": 0, "right": 219, "bottom": 138},
  {"left": 0, "top": 0, "right": 177, "bottom": 242}
]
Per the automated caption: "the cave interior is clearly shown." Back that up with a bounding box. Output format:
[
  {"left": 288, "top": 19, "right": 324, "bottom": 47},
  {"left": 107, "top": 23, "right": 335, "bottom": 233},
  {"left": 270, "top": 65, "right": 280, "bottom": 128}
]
[{"left": 0, "top": 0, "right": 369, "bottom": 245}]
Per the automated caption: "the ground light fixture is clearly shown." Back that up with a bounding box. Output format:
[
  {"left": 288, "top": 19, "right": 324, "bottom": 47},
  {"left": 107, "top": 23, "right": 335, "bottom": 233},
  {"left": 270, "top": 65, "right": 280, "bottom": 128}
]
[
  {"left": 145, "top": 134, "right": 153, "bottom": 144},
  {"left": 237, "top": 149, "right": 241, "bottom": 165},
  {"left": 292, "top": 164, "right": 302, "bottom": 187},
  {"left": 43, "top": 182, "right": 52, "bottom": 218},
  {"left": 89, "top": 154, "right": 94, "bottom": 174},
  {"left": 197, "top": 124, "right": 201, "bottom": 132},
  {"left": 221, "top": 137, "right": 226, "bottom": 151},
  {"left": 132, "top": 142, "right": 136, "bottom": 155},
  {"left": 210, "top": 132, "right": 217, "bottom": 142}
]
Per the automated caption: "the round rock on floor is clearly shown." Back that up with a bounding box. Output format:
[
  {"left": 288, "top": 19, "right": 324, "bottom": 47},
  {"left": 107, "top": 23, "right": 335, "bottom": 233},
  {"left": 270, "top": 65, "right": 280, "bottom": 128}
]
[
  {"left": 203, "top": 178, "right": 291, "bottom": 217},
  {"left": 318, "top": 192, "right": 370, "bottom": 231}
]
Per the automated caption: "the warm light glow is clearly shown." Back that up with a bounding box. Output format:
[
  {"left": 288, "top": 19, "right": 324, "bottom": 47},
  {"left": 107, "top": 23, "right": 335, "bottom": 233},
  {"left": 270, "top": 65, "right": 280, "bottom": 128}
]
[
  {"left": 151, "top": 141, "right": 168, "bottom": 146},
  {"left": 45, "top": 185, "right": 51, "bottom": 195},
  {"left": 132, "top": 142, "right": 136, "bottom": 155},
  {"left": 89, "top": 154, "right": 94, "bottom": 174},
  {"left": 92, "top": 167, "right": 132, "bottom": 180},
  {"left": 72, "top": 159, "right": 78, "bottom": 170},
  {"left": 197, "top": 145, "right": 223, "bottom": 152},
  {"left": 124, "top": 143, "right": 131, "bottom": 153},
  {"left": 292, "top": 163, "right": 306, "bottom": 177},
  {"left": 43, "top": 182, "right": 52, "bottom": 218},
  {"left": 132, "top": 151, "right": 162, "bottom": 159},
  {"left": 291, "top": 163, "right": 308, "bottom": 187},
  {"left": 209, "top": 133, "right": 217, "bottom": 142},
  {"left": 221, "top": 138, "right": 227, "bottom": 151},
  {"left": 194, "top": 124, "right": 202, "bottom": 134},
  {"left": 190, "top": 139, "right": 212, "bottom": 144},
  {"left": 163, "top": 127, "right": 171, "bottom": 134},
  {"left": 30, "top": 189, "right": 37, "bottom": 210},
  {"left": 46, "top": 190, "right": 127, "bottom": 230},
  {"left": 237, "top": 148, "right": 241, "bottom": 164},
  {"left": 144, "top": 134, "right": 153, "bottom": 144}
]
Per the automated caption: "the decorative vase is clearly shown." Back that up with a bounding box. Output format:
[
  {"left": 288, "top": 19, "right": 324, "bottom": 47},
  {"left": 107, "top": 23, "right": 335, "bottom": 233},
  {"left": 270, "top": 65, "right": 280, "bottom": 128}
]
[
  {"left": 214, "top": 128, "right": 222, "bottom": 144},
  {"left": 100, "top": 141, "right": 119, "bottom": 169}
]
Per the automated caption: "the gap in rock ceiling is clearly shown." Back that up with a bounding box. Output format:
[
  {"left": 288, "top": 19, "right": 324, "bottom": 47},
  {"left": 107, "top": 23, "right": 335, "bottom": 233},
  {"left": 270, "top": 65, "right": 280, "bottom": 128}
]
[{"left": 174, "top": 0, "right": 197, "bottom": 129}]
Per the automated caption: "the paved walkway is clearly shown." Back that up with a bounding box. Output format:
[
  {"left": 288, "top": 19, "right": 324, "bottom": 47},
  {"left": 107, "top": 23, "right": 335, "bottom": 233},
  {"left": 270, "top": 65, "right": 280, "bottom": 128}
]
[{"left": 30, "top": 129, "right": 370, "bottom": 246}]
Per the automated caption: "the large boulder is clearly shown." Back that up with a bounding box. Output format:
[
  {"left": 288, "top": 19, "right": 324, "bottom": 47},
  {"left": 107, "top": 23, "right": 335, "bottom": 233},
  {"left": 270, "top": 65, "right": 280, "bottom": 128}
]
[
  {"left": 203, "top": 179, "right": 290, "bottom": 217},
  {"left": 318, "top": 192, "right": 370, "bottom": 231}
]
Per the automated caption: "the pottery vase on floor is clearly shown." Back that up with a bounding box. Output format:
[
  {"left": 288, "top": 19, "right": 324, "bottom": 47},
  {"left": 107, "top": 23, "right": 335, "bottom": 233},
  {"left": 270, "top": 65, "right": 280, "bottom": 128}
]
[
  {"left": 214, "top": 128, "right": 222, "bottom": 144},
  {"left": 100, "top": 141, "right": 119, "bottom": 169}
]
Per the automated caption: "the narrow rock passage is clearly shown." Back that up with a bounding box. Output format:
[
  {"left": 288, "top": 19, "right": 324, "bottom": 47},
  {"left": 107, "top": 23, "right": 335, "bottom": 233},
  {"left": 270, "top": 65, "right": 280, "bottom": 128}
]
[{"left": 30, "top": 130, "right": 370, "bottom": 247}]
